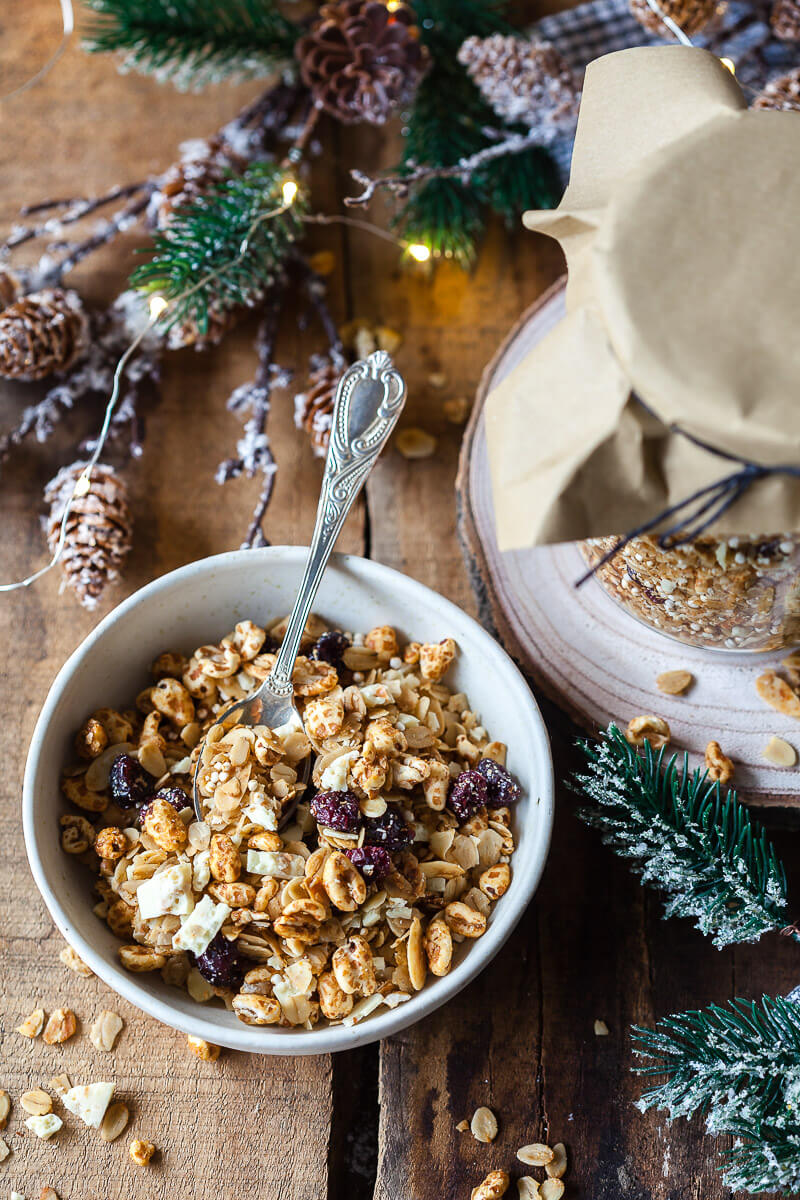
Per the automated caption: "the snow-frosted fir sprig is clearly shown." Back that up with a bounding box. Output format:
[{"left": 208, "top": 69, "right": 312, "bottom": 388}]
[
  {"left": 633, "top": 995, "right": 800, "bottom": 1194},
  {"left": 572, "top": 724, "right": 794, "bottom": 949}
]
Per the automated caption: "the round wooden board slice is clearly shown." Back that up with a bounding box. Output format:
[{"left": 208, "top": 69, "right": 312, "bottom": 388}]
[{"left": 456, "top": 278, "right": 800, "bottom": 815}]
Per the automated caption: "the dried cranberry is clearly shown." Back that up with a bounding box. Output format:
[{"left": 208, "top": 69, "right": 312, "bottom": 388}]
[
  {"left": 344, "top": 846, "right": 392, "bottom": 881},
  {"left": 109, "top": 754, "right": 152, "bottom": 808},
  {"left": 363, "top": 808, "right": 414, "bottom": 852},
  {"left": 476, "top": 758, "right": 522, "bottom": 808},
  {"left": 310, "top": 789, "right": 362, "bottom": 833},
  {"left": 138, "top": 786, "right": 189, "bottom": 825},
  {"left": 448, "top": 770, "right": 488, "bottom": 822},
  {"left": 312, "top": 630, "right": 350, "bottom": 667},
  {"left": 189, "top": 932, "right": 243, "bottom": 990}
]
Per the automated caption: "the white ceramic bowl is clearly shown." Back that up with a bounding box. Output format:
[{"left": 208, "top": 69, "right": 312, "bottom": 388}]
[{"left": 23, "top": 548, "right": 553, "bottom": 1054}]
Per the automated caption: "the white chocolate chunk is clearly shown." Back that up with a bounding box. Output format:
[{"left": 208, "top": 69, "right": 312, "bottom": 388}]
[
  {"left": 61, "top": 1083, "right": 114, "bottom": 1128},
  {"left": 172, "top": 895, "right": 231, "bottom": 956},
  {"left": 25, "top": 1113, "right": 63, "bottom": 1139},
  {"left": 246, "top": 850, "right": 305, "bottom": 879},
  {"left": 136, "top": 863, "right": 195, "bottom": 920},
  {"left": 319, "top": 751, "right": 358, "bottom": 792}
]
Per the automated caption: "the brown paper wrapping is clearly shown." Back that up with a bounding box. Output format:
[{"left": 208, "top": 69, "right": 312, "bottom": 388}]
[{"left": 485, "top": 46, "right": 800, "bottom": 551}]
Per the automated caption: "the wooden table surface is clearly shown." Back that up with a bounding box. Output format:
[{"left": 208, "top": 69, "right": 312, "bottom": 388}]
[{"left": 2, "top": 6, "right": 799, "bottom": 1199}]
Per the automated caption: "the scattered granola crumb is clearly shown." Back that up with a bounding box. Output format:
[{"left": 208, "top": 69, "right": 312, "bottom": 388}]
[
  {"left": 0, "top": 1091, "right": 10, "bottom": 1129},
  {"left": 546, "top": 1142, "right": 567, "bottom": 1179},
  {"left": 20, "top": 1091, "right": 52, "bottom": 1116},
  {"left": 470, "top": 1106, "right": 498, "bottom": 1143},
  {"left": 517, "top": 1144, "right": 554, "bottom": 1167},
  {"left": 428, "top": 371, "right": 447, "bottom": 389},
  {"left": 473, "top": 1170, "right": 510, "bottom": 1199},
  {"left": 40, "top": 1191, "right": 60, "bottom": 1200},
  {"left": 48, "top": 1075, "right": 70, "bottom": 1097},
  {"left": 100, "top": 1102, "right": 129, "bottom": 1144},
  {"left": 625, "top": 715, "right": 670, "bottom": 750},
  {"left": 443, "top": 396, "right": 470, "bottom": 425},
  {"left": 24, "top": 1114, "right": 62, "bottom": 1140},
  {"left": 704, "top": 741, "right": 734, "bottom": 785},
  {"left": 396, "top": 427, "right": 437, "bottom": 459},
  {"left": 129, "top": 1138, "right": 156, "bottom": 1166},
  {"left": 456, "top": 1119, "right": 469, "bottom": 1133},
  {"left": 517, "top": 1181, "right": 541, "bottom": 1199},
  {"left": 0, "top": 1137, "right": 10, "bottom": 1161},
  {"left": 186, "top": 1035, "right": 221, "bottom": 1062},
  {"left": 16, "top": 1009, "right": 44, "bottom": 1039},
  {"left": 43, "top": 1009, "right": 77, "bottom": 1045},
  {"left": 540, "top": 1181, "right": 565, "bottom": 1200},
  {"left": 655, "top": 669, "right": 693, "bottom": 695},
  {"left": 763, "top": 735, "right": 798, "bottom": 767},
  {"left": 594, "top": 1019, "right": 609, "bottom": 1036},
  {"left": 59, "top": 945, "right": 93, "bottom": 977},
  {"left": 89, "top": 1011, "right": 124, "bottom": 1053}
]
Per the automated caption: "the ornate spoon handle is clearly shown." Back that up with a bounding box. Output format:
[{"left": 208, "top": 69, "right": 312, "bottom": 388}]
[{"left": 266, "top": 351, "right": 407, "bottom": 695}]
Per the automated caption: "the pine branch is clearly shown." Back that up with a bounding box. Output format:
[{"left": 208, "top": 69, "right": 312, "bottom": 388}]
[
  {"left": 572, "top": 724, "right": 792, "bottom": 948},
  {"left": 83, "top": 0, "right": 300, "bottom": 90},
  {"left": 633, "top": 995, "right": 800, "bottom": 1193},
  {"left": 131, "top": 162, "right": 306, "bottom": 337}
]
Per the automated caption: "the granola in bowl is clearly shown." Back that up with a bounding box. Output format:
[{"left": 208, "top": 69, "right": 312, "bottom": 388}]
[{"left": 59, "top": 615, "right": 521, "bottom": 1031}]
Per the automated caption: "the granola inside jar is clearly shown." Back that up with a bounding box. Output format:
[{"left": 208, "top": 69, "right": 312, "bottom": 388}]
[{"left": 581, "top": 534, "right": 800, "bottom": 651}]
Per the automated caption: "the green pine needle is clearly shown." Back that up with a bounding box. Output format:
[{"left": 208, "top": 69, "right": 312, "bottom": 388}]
[
  {"left": 131, "top": 161, "right": 306, "bottom": 335},
  {"left": 83, "top": 0, "right": 299, "bottom": 89},
  {"left": 633, "top": 995, "right": 800, "bottom": 1193},
  {"left": 572, "top": 724, "right": 791, "bottom": 948}
]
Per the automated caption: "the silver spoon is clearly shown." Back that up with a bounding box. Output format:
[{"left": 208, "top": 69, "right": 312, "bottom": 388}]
[{"left": 193, "top": 350, "right": 407, "bottom": 824}]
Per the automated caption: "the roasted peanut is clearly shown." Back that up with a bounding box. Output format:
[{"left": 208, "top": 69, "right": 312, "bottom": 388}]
[
  {"left": 445, "top": 901, "right": 487, "bottom": 939},
  {"left": 322, "top": 852, "right": 367, "bottom": 912}
]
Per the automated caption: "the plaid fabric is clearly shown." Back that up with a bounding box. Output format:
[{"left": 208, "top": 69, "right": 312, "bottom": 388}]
[{"left": 528, "top": 0, "right": 800, "bottom": 179}]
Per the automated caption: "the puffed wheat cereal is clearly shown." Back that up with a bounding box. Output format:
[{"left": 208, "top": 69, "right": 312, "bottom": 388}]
[
  {"left": 129, "top": 1138, "right": 156, "bottom": 1166},
  {"left": 187, "top": 1035, "right": 221, "bottom": 1061},
  {"left": 20, "top": 1090, "right": 53, "bottom": 1116}
]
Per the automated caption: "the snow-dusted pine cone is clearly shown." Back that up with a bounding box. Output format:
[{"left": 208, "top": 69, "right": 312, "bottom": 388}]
[
  {"left": 0, "top": 268, "right": 19, "bottom": 310},
  {"left": 771, "top": 0, "right": 800, "bottom": 38},
  {"left": 44, "top": 462, "right": 132, "bottom": 610},
  {"left": 753, "top": 67, "right": 800, "bottom": 108},
  {"left": 294, "top": 359, "right": 341, "bottom": 457},
  {"left": 0, "top": 288, "right": 88, "bottom": 381},
  {"left": 457, "top": 35, "right": 580, "bottom": 139},
  {"left": 296, "top": 0, "right": 427, "bottom": 125},
  {"left": 629, "top": 0, "right": 724, "bottom": 36},
  {"left": 154, "top": 136, "right": 248, "bottom": 230}
]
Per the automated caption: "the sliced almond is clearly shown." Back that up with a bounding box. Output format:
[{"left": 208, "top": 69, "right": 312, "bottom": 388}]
[
  {"left": 59, "top": 945, "right": 93, "bottom": 977},
  {"left": 456, "top": 1119, "right": 469, "bottom": 1132},
  {"left": 100, "top": 1101, "right": 130, "bottom": 1144},
  {"left": 0, "top": 1137, "right": 9, "bottom": 1161},
  {"left": 517, "top": 1143, "right": 554, "bottom": 1166},
  {"left": 518, "top": 1181, "right": 541, "bottom": 1200},
  {"left": 89, "top": 1010, "right": 124, "bottom": 1053},
  {"left": 396, "top": 428, "right": 437, "bottom": 460},
  {"left": 763, "top": 736, "right": 798, "bottom": 767},
  {"left": 540, "top": 1182, "right": 565, "bottom": 1200},
  {"left": 17, "top": 1008, "right": 45, "bottom": 1038},
  {"left": 594, "top": 1019, "right": 609, "bottom": 1036},
  {"left": 755, "top": 670, "right": 800, "bottom": 719},
  {"left": 0, "top": 1091, "right": 10, "bottom": 1129},
  {"left": 470, "top": 1105, "right": 498, "bottom": 1144},
  {"left": 20, "top": 1090, "right": 52, "bottom": 1116},
  {"left": 656, "top": 669, "right": 693, "bottom": 695},
  {"left": 546, "top": 1142, "right": 567, "bottom": 1179}
]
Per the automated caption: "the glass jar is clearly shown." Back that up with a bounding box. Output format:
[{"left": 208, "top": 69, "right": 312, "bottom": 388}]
[{"left": 581, "top": 534, "right": 800, "bottom": 651}]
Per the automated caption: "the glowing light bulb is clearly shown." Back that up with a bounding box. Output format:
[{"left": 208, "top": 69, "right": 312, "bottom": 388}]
[
  {"left": 407, "top": 242, "right": 431, "bottom": 263},
  {"left": 386, "top": 0, "right": 402, "bottom": 10},
  {"left": 149, "top": 294, "right": 168, "bottom": 319},
  {"left": 73, "top": 472, "right": 91, "bottom": 498},
  {"left": 282, "top": 179, "right": 299, "bottom": 206},
  {"left": 720, "top": 56, "right": 735, "bottom": 74}
]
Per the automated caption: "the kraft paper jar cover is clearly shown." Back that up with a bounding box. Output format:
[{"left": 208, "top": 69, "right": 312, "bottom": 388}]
[{"left": 485, "top": 46, "right": 800, "bottom": 550}]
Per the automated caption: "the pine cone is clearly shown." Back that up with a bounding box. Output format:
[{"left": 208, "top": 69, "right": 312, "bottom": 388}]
[
  {"left": 294, "top": 359, "right": 341, "bottom": 457},
  {"left": 0, "top": 268, "right": 19, "bottom": 309},
  {"left": 629, "top": 0, "right": 724, "bottom": 36},
  {"left": 296, "top": 0, "right": 427, "bottom": 125},
  {"left": 44, "top": 462, "right": 132, "bottom": 610},
  {"left": 155, "top": 136, "right": 248, "bottom": 230},
  {"left": 753, "top": 67, "right": 800, "bottom": 109},
  {"left": 165, "top": 306, "right": 238, "bottom": 352},
  {"left": 0, "top": 288, "right": 88, "bottom": 381},
  {"left": 771, "top": 0, "right": 800, "bottom": 38},
  {"left": 458, "top": 35, "right": 580, "bottom": 138}
]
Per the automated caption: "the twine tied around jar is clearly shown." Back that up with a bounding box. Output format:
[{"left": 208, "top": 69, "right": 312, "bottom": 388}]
[{"left": 575, "top": 427, "right": 800, "bottom": 586}]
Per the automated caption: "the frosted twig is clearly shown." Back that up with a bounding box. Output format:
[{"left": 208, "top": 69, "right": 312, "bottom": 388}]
[
  {"left": 42, "top": 190, "right": 154, "bottom": 283},
  {"left": 345, "top": 128, "right": 543, "bottom": 206},
  {"left": 4, "top": 182, "right": 149, "bottom": 252}
]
